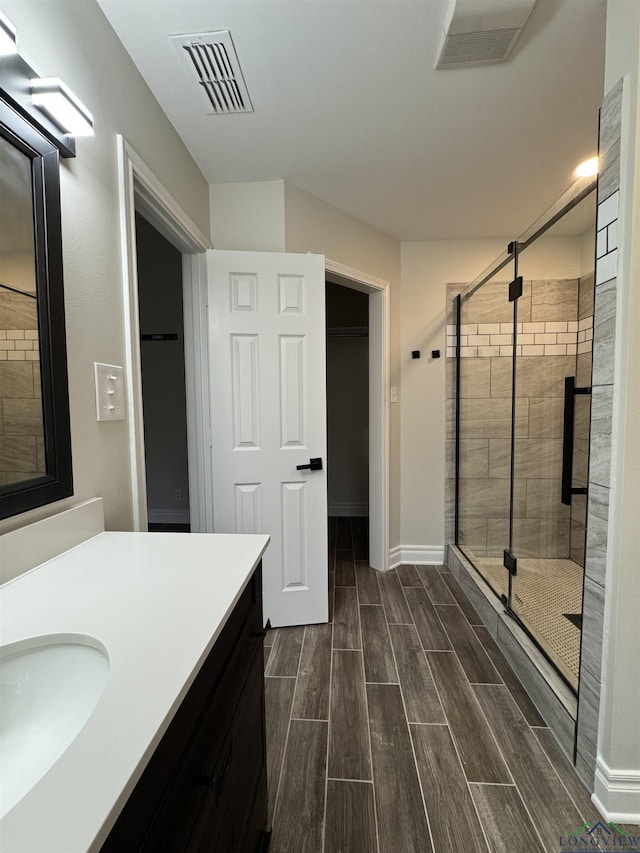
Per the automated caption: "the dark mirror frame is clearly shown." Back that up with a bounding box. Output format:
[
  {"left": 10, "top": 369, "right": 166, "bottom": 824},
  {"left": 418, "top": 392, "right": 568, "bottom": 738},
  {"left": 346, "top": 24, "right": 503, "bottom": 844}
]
[{"left": 0, "top": 92, "right": 73, "bottom": 519}]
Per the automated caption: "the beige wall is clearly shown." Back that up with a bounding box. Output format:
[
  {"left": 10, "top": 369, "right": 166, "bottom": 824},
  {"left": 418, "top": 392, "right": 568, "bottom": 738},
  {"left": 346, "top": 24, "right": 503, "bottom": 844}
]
[
  {"left": 210, "top": 180, "right": 285, "bottom": 251},
  {"left": 0, "top": 0, "right": 209, "bottom": 534},
  {"left": 0, "top": 251, "right": 36, "bottom": 293},
  {"left": 401, "top": 239, "right": 506, "bottom": 549},
  {"left": 284, "top": 184, "right": 402, "bottom": 547}
]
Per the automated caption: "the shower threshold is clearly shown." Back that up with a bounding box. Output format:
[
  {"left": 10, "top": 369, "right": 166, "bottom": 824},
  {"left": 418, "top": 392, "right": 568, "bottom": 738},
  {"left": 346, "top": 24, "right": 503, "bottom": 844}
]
[{"left": 446, "top": 544, "right": 578, "bottom": 757}]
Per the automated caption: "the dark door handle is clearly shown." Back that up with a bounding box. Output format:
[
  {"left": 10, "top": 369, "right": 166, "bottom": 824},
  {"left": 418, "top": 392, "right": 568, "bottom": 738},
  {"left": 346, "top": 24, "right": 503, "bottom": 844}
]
[
  {"left": 562, "top": 375, "right": 591, "bottom": 505},
  {"left": 296, "top": 457, "right": 323, "bottom": 471}
]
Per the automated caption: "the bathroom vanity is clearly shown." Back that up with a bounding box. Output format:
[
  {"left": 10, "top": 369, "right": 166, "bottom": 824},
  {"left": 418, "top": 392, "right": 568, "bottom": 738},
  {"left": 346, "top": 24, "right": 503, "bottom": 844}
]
[{"left": 0, "top": 530, "right": 270, "bottom": 852}]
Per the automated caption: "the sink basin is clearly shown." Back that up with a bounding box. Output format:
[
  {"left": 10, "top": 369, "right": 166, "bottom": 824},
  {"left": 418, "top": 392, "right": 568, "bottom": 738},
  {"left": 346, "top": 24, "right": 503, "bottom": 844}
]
[{"left": 0, "top": 635, "right": 109, "bottom": 818}]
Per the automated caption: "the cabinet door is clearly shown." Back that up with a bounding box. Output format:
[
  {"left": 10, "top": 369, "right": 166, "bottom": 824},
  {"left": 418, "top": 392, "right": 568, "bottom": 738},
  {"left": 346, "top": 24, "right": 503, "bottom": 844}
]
[
  {"left": 186, "top": 645, "right": 266, "bottom": 852},
  {"left": 140, "top": 628, "right": 261, "bottom": 851}
]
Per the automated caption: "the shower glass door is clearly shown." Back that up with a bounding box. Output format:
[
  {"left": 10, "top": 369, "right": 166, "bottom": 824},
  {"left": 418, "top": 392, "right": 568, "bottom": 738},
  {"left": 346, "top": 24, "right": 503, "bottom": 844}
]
[
  {"left": 456, "top": 255, "right": 515, "bottom": 601},
  {"left": 509, "top": 191, "right": 596, "bottom": 691}
]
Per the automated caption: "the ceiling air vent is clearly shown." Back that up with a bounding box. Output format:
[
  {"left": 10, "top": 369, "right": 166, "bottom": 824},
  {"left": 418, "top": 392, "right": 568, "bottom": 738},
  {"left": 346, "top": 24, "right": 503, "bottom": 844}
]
[
  {"left": 438, "top": 28, "right": 521, "bottom": 67},
  {"left": 171, "top": 30, "right": 253, "bottom": 114},
  {"left": 435, "top": 0, "right": 536, "bottom": 69}
]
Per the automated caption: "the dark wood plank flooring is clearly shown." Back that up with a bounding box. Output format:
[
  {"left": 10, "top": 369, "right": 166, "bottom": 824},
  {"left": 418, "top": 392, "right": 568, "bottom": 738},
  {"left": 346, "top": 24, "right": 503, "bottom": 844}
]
[
  {"left": 367, "top": 683, "right": 432, "bottom": 852},
  {"left": 265, "top": 516, "right": 636, "bottom": 852},
  {"left": 469, "top": 782, "right": 546, "bottom": 853},
  {"left": 328, "top": 650, "right": 372, "bottom": 781},
  {"left": 324, "top": 780, "right": 377, "bottom": 853},
  {"left": 292, "top": 623, "right": 332, "bottom": 721},
  {"left": 411, "top": 723, "right": 490, "bottom": 853},
  {"left": 434, "top": 604, "right": 501, "bottom": 684}
]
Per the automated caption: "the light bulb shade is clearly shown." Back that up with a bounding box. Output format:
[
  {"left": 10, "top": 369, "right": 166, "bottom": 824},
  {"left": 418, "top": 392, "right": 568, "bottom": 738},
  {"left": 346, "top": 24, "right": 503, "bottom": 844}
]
[
  {"left": 0, "top": 11, "right": 18, "bottom": 55},
  {"left": 31, "top": 78, "right": 94, "bottom": 136}
]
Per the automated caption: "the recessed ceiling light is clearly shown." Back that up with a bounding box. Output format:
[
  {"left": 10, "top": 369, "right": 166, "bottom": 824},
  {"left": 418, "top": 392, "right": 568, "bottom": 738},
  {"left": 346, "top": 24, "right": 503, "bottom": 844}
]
[
  {"left": 575, "top": 156, "right": 599, "bottom": 178},
  {"left": 0, "top": 11, "right": 17, "bottom": 55}
]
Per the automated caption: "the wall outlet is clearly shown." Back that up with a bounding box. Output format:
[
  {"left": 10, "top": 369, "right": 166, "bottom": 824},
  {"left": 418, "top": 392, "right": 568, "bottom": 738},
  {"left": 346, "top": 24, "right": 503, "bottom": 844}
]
[{"left": 174, "top": 489, "right": 182, "bottom": 502}]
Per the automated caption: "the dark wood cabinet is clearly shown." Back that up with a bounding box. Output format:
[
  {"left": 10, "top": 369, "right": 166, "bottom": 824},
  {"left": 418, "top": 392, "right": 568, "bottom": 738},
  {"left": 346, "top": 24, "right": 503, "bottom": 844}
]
[{"left": 101, "top": 565, "right": 268, "bottom": 853}]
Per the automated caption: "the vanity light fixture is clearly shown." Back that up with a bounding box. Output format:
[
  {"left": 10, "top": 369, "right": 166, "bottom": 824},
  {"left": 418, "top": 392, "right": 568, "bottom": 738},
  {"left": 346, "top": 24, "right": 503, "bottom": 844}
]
[
  {"left": 31, "top": 77, "right": 94, "bottom": 136},
  {"left": 0, "top": 11, "right": 18, "bottom": 55},
  {"left": 575, "top": 156, "right": 599, "bottom": 178}
]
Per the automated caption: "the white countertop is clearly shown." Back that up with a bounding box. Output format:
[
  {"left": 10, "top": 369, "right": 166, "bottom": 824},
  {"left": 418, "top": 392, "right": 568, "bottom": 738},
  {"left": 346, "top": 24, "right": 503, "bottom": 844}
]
[{"left": 0, "top": 531, "right": 270, "bottom": 853}]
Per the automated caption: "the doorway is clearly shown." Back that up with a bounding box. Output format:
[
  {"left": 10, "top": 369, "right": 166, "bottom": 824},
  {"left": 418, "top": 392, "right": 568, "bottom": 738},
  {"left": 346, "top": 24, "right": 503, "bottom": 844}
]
[
  {"left": 116, "top": 136, "right": 212, "bottom": 533},
  {"left": 135, "top": 213, "right": 190, "bottom": 532},
  {"left": 325, "top": 261, "right": 389, "bottom": 573},
  {"left": 326, "top": 282, "right": 369, "bottom": 565}
]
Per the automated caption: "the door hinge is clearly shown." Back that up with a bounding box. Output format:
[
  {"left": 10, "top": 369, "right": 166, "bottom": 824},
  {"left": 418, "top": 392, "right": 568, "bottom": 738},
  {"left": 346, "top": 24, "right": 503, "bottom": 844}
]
[
  {"left": 503, "top": 549, "right": 517, "bottom": 576},
  {"left": 509, "top": 276, "right": 523, "bottom": 302}
]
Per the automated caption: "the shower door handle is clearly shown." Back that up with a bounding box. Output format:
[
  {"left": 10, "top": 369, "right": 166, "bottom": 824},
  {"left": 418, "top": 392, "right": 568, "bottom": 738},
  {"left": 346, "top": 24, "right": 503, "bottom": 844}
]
[{"left": 561, "top": 376, "right": 591, "bottom": 505}]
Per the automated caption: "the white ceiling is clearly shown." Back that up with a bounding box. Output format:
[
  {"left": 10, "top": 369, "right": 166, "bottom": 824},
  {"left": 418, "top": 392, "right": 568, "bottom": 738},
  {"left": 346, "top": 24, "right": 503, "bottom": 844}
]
[{"left": 97, "top": 0, "right": 606, "bottom": 242}]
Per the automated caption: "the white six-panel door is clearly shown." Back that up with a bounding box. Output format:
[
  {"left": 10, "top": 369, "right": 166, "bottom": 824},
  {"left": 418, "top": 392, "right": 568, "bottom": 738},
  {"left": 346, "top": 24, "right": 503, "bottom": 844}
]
[{"left": 208, "top": 250, "right": 328, "bottom": 627}]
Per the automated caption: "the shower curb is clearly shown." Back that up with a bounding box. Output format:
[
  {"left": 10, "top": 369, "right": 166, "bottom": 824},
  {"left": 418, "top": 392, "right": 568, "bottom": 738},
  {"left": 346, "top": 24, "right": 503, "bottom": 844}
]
[{"left": 446, "top": 544, "right": 577, "bottom": 761}]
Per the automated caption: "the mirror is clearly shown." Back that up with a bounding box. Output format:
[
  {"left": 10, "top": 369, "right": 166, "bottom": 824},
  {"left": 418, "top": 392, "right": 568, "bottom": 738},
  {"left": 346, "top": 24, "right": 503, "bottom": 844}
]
[
  {"left": 0, "top": 91, "right": 72, "bottom": 519},
  {"left": 1, "top": 129, "right": 43, "bottom": 487}
]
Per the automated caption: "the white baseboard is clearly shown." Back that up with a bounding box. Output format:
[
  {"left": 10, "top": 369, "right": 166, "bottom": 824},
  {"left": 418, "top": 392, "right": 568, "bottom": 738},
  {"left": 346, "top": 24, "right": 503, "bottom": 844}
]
[
  {"left": 147, "top": 509, "right": 191, "bottom": 525},
  {"left": 593, "top": 757, "right": 640, "bottom": 823},
  {"left": 389, "top": 545, "right": 446, "bottom": 568},
  {"left": 328, "top": 503, "right": 369, "bottom": 517}
]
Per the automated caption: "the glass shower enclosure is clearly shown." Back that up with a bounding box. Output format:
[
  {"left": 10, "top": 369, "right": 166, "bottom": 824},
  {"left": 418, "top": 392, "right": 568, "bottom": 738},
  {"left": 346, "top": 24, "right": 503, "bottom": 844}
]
[{"left": 454, "top": 184, "right": 596, "bottom": 691}]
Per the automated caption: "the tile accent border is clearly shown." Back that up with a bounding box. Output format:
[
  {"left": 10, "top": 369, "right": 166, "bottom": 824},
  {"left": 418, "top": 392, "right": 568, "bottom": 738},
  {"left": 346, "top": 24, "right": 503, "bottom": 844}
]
[
  {"left": 446, "top": 318, "right": 593, "bottom": 359},
  {"left": 0, "top": 328, "right": 40, "bottom": 361}
]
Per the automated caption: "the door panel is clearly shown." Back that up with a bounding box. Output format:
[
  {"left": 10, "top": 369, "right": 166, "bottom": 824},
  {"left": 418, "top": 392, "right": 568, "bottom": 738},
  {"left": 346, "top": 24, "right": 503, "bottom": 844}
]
[
  {"left": 235, "top": 483, "right": 262, "bottom": 533},
  {"left": 231, "top": 334, "right": 260, "bottom": 449},
  {"left": 208, "top": 250, "right": 328, "bottom": 627},
  {"left": 279, "top": 335, "right": 306, "bottom": 447}
]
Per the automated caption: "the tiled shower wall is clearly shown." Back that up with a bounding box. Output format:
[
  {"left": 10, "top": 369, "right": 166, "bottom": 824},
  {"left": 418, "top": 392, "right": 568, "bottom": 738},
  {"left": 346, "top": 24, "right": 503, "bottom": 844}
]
[
  {"left": 0, "top": 290, "right": 43, "bottom": 485},
  {"left": 574, "top": 78, "right": 623, "bottom": 790},
  {"left": 447, "top": 275, "right": 593, "bottom": 561}
]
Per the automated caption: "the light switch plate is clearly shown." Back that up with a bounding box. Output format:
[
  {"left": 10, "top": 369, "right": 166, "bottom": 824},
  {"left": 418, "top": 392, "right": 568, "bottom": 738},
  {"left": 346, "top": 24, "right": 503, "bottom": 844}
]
[
  {"left": 390, "top": 386, "right": 398, "bottom": 403},
  {"left": 94, "top": 363, "right": 125, "bottom": 421}
]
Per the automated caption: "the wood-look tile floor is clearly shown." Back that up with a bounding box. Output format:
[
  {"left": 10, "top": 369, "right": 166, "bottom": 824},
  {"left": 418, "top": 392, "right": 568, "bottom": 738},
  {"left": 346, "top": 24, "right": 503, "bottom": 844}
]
[{"left": 264, "top": 518, "right": 639, "bottom": 853}]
